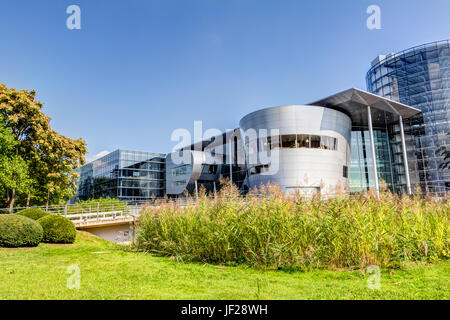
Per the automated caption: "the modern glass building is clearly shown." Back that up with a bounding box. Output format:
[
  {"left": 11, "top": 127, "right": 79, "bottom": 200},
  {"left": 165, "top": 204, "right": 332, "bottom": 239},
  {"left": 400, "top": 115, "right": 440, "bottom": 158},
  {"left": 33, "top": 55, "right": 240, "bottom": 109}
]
[
  {"left": 163, "top": 89, "right": 420, "bottom": 197},
  {"left": 76, "top": 87, "right": 430, "bottom": 200},
  {"left": 366, "top": 40, "right": 450, "bottom": 195},
  {"left": 77, "top": 88, "right": 425, "bottom": 201},
  {"left": 76, "top": 150, "right": 166, "bottom": 201}
]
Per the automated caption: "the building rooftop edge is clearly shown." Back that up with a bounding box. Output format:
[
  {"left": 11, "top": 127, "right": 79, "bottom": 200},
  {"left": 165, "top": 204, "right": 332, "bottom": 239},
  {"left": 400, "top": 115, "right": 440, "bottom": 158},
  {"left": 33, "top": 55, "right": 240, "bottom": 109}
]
[{"left": 367, "top": 39, "right": 450, "bottom": 73}]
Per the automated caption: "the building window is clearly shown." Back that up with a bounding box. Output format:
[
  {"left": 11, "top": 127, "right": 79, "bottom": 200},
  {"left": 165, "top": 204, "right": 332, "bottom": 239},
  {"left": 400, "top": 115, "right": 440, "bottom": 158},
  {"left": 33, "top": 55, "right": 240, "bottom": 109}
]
[
  {"left": 343, "top": 165, "right": 348, "bottom": 178},
  {"left": 310, "top": 135, "right": 321, "bottom": 148},
  {"left": 173, "top": 180, "right": 186, "bottom": 187},
  {"left": 172, "top": 165, "right": 188, "bottom": 176},
  {"left": 281, "top": 135, "right": 297, "bottom": 148},
  {"left": 249, "top": 164, "right": 270, "bottom": 175},
  {"left": 321, "top": 136, "right": 338, "bottom": 150},
  {"left": 267, "top": 136, "right": 281, "bottom": 150},
  {"left": 263, "top": 135, "right": 337, "bottom": 151},
  {"left": 297, "top": 134, "right": 310, "bottom": 148},
  {"left": 202, "top": 164, "right": 218, "bottom": 175}
]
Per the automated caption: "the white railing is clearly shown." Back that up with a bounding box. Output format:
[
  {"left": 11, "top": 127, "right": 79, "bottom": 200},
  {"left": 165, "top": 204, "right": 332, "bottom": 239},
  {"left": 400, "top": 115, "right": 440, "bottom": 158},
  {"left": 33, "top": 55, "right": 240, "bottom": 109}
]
[
  {"left": 0, "top": 200, "right": 157, "bottom": 215},
  {"left": 0, "top": 197, "right": 207, "bottom": 215},
  {"left": 66, "top": 210, "right": 125, "bottom": 223}
]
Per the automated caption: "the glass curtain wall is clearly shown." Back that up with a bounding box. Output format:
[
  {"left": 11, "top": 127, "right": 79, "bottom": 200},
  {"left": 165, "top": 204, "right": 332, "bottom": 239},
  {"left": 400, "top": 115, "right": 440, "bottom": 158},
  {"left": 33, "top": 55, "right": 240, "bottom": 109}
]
[
  {"left": 76, "top": 150, "right": 166, "bottom": 201},
  {"left": 350, "top": 127, "right": 395, "bottom": 193},
  {"left": 367, "top": 40, "right": 450, "bottom": 195}
]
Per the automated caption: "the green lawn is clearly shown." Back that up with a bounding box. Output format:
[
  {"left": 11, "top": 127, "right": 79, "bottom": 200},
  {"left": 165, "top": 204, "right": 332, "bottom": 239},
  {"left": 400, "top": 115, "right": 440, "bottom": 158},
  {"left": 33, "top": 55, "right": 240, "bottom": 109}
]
[{"left": 0, "top": 231, "right": 448, "bottom": 300}]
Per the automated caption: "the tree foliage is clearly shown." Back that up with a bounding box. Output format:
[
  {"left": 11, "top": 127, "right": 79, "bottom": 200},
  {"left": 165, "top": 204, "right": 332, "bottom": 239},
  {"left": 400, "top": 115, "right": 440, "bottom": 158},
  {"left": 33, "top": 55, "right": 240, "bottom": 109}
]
[
  {"left": 0, "top": 84, "right": 87, "bottom": 208},
  {"left": 0, "top": 117, "right": 31, "bottom": 207}
]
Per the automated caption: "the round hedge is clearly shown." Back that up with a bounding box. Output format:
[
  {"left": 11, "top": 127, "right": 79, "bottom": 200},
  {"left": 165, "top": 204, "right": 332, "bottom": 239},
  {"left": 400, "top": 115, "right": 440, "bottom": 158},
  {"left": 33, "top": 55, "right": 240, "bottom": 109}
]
[
  {"left": 0, "top": 215, "right": 43, "bottom": 247},
  {"left": 16, "top": 208, "right": 49, "bottom": 221},
  {"left": 37, "top": 215, "right": 77, "bottom": 244}
]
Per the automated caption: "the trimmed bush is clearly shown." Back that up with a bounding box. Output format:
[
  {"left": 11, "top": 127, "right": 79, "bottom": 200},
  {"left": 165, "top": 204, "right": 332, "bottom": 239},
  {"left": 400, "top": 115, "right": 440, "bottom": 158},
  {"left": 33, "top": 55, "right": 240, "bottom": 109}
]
[
  {"left": 0, "top": 215, "right": 43, "bottom": 247},
  {"left": 16, "top": 208, "right": 49, "bottom": 221},
  {"left": 37, "top": 215, "right": 77, "bottom": 244}
]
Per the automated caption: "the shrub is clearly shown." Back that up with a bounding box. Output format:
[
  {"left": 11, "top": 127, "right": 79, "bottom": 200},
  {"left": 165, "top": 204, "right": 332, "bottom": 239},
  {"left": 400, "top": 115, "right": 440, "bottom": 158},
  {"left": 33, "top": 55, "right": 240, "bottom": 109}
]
[
  {"left": 37, "top": 215, "right": 77, "bottom": 244},
  {"left": 0, "top": 215, "right": 43, "bottom": 247},
  {"left": 0, "top": 209, "right": 11, "bottom": 214},
  {"left": 136, "top": 181, "right": 450, "bottom": 270},
  {"left": 16, "top": 208, "right": 49, "bottom": 221}
]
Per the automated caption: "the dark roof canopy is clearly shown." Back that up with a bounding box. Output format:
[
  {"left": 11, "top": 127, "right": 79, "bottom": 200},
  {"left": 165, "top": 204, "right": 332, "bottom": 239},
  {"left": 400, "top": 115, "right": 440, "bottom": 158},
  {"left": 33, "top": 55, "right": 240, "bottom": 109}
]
[{"left": 308, "top": 88, "right": 422, "bottom": 126}]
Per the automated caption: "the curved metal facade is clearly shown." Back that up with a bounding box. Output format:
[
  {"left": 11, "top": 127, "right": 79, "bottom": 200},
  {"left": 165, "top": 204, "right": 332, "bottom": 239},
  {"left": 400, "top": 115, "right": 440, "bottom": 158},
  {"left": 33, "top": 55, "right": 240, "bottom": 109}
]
[
  {"left": 165, "top": 129, "right": 247, "bottom": 196},
  {"left": 367, "top": 40, "right": 450, "bottom": 194},
  {"left": 239, "top": 105, "right": 352, "bottom": 195},
  {"left": 166, "top": 150, "right": 204, "bottom": 195}
]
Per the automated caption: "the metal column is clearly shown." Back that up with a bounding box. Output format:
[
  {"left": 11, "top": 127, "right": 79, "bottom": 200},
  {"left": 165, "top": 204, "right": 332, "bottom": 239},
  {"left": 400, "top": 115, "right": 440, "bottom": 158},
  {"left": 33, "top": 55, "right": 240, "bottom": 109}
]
[
  {"left": 399, "top": 116, "right": 412, "bottom": 195},
  {"left": 229, "top": 138, "right": 233, "bottom": 192},
  {"left": 194, "top": 180, "right": 199, "bottom": 198},
  {"left": 367, "top": 106, "right": 380, "bottom": 196}
]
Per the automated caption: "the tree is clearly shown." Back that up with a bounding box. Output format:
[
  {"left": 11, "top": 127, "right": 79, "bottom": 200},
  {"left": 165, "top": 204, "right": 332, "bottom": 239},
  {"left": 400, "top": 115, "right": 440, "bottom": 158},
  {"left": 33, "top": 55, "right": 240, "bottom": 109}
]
[
  {"left": 435, "top": 133, "right": 450, "bottom": 170},
  {"left": 0, "top": 118, "right": 31, "bottom": 208},
  {"left": 0, "top": 84, "right": 87, "bottom": 208},
  {"left": 36, "top": 131, "right": 87, "bottom": 207}
]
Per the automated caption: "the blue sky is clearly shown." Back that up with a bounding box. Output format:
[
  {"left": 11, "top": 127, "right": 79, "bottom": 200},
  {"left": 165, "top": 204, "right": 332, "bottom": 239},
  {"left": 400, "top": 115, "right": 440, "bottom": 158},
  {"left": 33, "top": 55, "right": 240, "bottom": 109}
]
[{"left": 1, "top": 0, "right": 449, "bottom": 161}]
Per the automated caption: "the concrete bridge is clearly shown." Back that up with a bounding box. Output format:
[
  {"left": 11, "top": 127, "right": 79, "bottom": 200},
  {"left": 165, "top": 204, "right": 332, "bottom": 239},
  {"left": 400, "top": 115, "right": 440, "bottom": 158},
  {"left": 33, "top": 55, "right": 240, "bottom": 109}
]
[
  {"left": 65, "top": 210, "right": 138, "bottom": 243},
  {"left": 54, "top": 202, "right": 149, "bottom": 243}
]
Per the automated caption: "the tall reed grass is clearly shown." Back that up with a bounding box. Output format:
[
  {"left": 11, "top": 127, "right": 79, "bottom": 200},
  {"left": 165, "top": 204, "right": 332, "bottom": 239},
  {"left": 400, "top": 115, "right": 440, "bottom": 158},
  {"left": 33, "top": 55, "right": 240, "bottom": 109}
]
[{"left": 135, "top": 180, "right": 449, "bottom": 270}]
